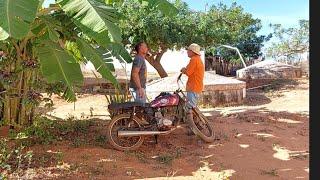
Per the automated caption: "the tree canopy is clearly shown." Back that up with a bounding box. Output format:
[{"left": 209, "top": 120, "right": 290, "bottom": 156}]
[
  {"left": 202, "top": 2, "right": 271, "bottom": 62},
  {"left": 266, "top": 20, "right": 309, "bottom": 61},
  {"left": 0, "top": 0, "right": 177, "bottom": 127},
  {"left": 117, "top": 1, "right": 271, "bottom": 77}
]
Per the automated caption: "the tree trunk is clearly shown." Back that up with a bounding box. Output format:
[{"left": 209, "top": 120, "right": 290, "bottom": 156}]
[
  {"left": 148, "top": 60, "right": 168, "bottom": 78},
  {"left": 205, "top": 56, "right": 214, "bottom": 71},
  {"left": 3, "top": 69, "right": 35, "bottom": 128},
  {"left": 145, "top": 50, "right": 168, "bottom": 78},
  {"left": 2, "top": 40, "right": 38, "bottom": 128}
]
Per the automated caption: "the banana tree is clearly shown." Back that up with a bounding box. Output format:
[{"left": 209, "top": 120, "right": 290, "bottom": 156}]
[{"left": 0, "top": 0, "right": 176, "bottom": 128}]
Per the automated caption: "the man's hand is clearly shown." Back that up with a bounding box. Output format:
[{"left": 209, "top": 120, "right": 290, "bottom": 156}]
[
  {"left": 180, "top": 67, "right": 187, "bottom": 74},
  {"left": 137, "top": 88, "right": 145, "bottom": 98}
]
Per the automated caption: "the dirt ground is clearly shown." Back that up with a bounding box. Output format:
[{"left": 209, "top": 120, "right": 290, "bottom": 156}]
[{"left": 7, "top": 78, "right": 309, "bottom": 179}]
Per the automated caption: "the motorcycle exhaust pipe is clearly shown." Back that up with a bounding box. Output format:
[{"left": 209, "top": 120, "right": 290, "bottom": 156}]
[{"left": 118, "top": 128, "right": 176, "bottom": 137}]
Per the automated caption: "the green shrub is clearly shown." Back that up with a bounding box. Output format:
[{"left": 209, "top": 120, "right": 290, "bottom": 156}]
[
  {"left": 0, "top": 139, "right": 33, "bottom": 174},
  {"left": 9, "top": 116, "right": 94, "bottom": 147}
]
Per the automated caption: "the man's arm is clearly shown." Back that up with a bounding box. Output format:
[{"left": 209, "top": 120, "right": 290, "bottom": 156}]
[
  {"left": 131, "top": 67, "right": 142, "bottom": 89},
  {"left": 182, "top": 59, "right": 196, "bottom": 76},
  {"left": 131, "top": 57, "right": 145, "bottom": 98}
]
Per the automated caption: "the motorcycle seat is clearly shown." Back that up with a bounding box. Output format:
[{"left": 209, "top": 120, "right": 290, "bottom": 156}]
[{"left": 108, "top": 102, "right": 150, "bottom": 110}]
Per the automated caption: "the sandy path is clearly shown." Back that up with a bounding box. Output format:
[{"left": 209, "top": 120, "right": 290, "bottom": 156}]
[{"left": 24, "top": 78, "right": 309, "bottom": 180}]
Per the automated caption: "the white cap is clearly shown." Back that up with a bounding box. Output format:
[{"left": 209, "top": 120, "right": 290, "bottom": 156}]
[{"left": 188, "top": 43, "right": 201, "bottom": 55}]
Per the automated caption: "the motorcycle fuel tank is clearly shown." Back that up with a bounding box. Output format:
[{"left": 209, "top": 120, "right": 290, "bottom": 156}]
[{"left": 150, "top": 93, "right": 179, "bottom": 107}]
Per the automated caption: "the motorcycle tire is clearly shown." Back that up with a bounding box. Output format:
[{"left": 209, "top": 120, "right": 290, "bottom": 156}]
[
  {"left": 107, "top": 114, "right": 144, "bottom": 151},
  {"left": 187, "top": 107, "right": 215, "bottom": 143}
]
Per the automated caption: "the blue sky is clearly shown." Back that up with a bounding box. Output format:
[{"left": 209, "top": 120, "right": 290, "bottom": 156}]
[
  {"left": 44, "top": 0, "right": 309, "bottom": 35},
  {"left": 182, "top": 0, "right": 309, "bottom": 36},
  {"left": 43, "top": 0, "right": 309, "bottom": 51}
]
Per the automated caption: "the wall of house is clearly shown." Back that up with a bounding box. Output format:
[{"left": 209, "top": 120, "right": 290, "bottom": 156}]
[
  {"left": 199, "top": 84, "right": 246, "bottom": 108},
  {"left": 84, "top": 49, "right": 205, "bottom": 75}
]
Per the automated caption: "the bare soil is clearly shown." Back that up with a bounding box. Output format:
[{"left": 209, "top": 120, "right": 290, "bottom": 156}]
[{"left": 6, "top": 78, "right": 309, "bottom": 180}]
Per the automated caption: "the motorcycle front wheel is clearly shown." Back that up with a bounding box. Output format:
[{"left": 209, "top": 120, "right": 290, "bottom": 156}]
[
  {"left": 187, "top": 107, "right": 215, "bottom": 142},
  {"left": 107, "top": 114, "right": 144, "bottom": 151}
]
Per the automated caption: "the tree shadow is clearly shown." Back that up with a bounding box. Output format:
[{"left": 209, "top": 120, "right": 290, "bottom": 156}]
[
  {"left": 205, "top": 107, "right": 309, "bottom": 124},
  {"left": 243, "top": 91, "right": 272, "bottom": 106},
  {"left": 244, "top": 76, "right": 307, "bottom": 91},
  {"left": 8, "top": 106, "right": 308, "bottom": 179}
]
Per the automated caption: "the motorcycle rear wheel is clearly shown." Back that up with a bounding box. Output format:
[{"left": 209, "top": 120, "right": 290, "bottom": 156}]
[
  {"left": 107, "top": 114, "right": 144, "bottom": 151},
  {"left": 187, "top": 107, "right": 215, "bottom": 142}
]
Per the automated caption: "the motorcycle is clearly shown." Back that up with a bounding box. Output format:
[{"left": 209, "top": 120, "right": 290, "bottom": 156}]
[{"left": 107, "top": 73, "right": 215, "bottom": 151}]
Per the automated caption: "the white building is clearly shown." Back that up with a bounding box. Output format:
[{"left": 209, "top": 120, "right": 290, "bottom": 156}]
[{"left": 85, "top": 49, "right": 205, "bottom": 76}]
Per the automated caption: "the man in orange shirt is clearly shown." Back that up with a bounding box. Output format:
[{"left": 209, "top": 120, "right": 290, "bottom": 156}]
[{"left": 180, "top": 43, "right": 204, "bottom": 120}]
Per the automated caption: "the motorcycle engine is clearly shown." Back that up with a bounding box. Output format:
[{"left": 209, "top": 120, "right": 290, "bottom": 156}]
[{"left": 154, "top": 107, "right": 176, "bottom": 130}]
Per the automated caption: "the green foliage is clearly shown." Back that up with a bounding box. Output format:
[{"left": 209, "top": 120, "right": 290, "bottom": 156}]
[
  {"left": 105, "top": 88, "right": 131, "bottom": 105},
  {"left": 118, "top": 1, "right": 269, "bottom": 66},
  {"left": 65, "top": 40, "right": 83, "bottom": 62},
  {"left": 10, "top": 116, "right": 94, "bottom": 145},
  {"left": 94, "top": 134, "right": 107, "bottom": 146},
  {"left": 118, "top": 0, "right": 195, "bottom": 52},
  {"left": 58, "top": 0, "right": 122, "bottom": 42},
  {"left": 267, "top": 20, "right": 309, "bottom": 60},
  {"left": 36, "top": 40, "right": 83, "bottom": 102},
  {"left": 106, "top": 0, "right": 178, "bottom": 17},
  {"left": 156, "top": 147, "right": 183, "bottom": 165},
  {"left": 125, "top": 151, "right": 148, "bottom": 163},
  {"left": 144, "top": 0, "right": 178, "bottom": 17},
  {"left": 0, "top": 0, "right": 39, "bottom": 39},
  {"left": 22, "top": 117, "right": 57, "bottom": 145},
  {"left": 0, "top": 139, "right": 33, "bottom": 174},
  {"left": 71, "top": 137, "right": 88, "bottom": 147},
  {"left": 71, "top": 120, "right": 93, "bottom": 134},
  {"left": 107, "top": 42, "right": 132, "bottom": 63},
  {"left": 0, "top": 0, "right": 177, "bottom": 127},
  {"left": 157, "top": 153, "right": 174, "bottom": 165},
  {"left": 76, "top": 38, "right": 118, "bottom": 88},
  {"left": 205, "top": 2, "right": 271, "bottom": 62}
]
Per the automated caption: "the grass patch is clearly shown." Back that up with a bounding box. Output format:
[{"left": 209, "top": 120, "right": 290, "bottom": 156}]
[
  {"left": 80, "top": 154, "right": 91, "bottom": 161},
  {"left": 56, "top": 151, "right": 64, "bottom": 163},
  {"left": 257, "top": 136, "right": 267, "bottom": 142},
  {"left": 124, "top": 151, "right": 148, "bottom": 163},
  {"left": 157, "top": 153, "right": 174, "bottom": 165},
  {"left": 260, "top": 169, "right": 279, "bottom": 176},
  {"left": 156, "top": 147, "right": 184, "bottom": 165},
  {"left": 133, "top": 151, "right": 148, "bottom": 163},
  {"left": 72, "top": 137, "right": 88, "bottom": 148},
  {"left": 89, "top": 165, "right": 104, "bottom": 176},
  {"left": 9, "top": 116, "right": 95, "bottom": 147},
  {"left": 94, "top": 135, "right": 107, "bottom": 147},
  {"left": 221, "top": 133, "right": 230, "bottom": 141},
  {"left": 38, "top": 153, "right": 53, "bottom": 167},
  {"left": 0, "top": 139, "right": 33, "bottom": 175}
]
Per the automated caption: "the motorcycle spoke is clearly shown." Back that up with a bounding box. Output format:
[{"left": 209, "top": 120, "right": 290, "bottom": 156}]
[
  {"left": 193, "top": 112, "right": 212, "bottom": 137},
  {"left": 111, "top": 118, "right": 142, "bottom": 148}
]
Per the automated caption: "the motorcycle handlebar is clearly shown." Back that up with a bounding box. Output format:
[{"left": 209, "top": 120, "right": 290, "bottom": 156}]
[
  {"left": 176, "top": 73, "right": 183, "bottom": 91},
  {"left": 177, "top": 73, "right": 182, "bottom": 82}
]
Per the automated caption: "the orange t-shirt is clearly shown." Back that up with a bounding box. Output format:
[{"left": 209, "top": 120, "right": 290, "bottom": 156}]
[{"left": 185, "top": 55, "right": 204, "bottom": 93}]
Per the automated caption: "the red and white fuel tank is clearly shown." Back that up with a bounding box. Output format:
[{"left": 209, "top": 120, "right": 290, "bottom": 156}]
[{"left": 150, "top": 93, "right": 179, "bottom": 107}]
